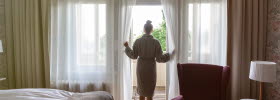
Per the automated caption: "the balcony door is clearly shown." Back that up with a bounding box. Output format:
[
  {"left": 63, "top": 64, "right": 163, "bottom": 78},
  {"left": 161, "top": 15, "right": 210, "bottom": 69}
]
[{"left": 130, "top": 4, "right": 167, "bottom": 100}]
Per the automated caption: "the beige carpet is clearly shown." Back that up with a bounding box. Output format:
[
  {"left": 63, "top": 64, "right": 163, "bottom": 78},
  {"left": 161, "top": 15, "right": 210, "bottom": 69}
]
[{"left": 132, "top": 87, "right": 166, "bottom": 100}]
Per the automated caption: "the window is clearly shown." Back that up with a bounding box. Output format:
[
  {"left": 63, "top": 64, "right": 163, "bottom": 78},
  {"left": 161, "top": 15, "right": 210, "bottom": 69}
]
[
  {"left": 186, "top": 2, "right": 227, "bottom": 64},
  {"left": 50, "top": 0, "right": 115, "bottom": 92},
  {"left": 76, "top": 4, "right": 107, "bottom": 66}
]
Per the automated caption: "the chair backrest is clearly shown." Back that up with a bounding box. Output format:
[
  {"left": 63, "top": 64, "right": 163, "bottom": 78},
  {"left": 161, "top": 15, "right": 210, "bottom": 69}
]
[{"left": 177, "top": 63, "right": 230, "bottom": 100}]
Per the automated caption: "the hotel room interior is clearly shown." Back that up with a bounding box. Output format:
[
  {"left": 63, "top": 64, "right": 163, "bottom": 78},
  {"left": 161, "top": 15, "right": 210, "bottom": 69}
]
[{"left": 0, "top": 0, "right": 279, "bottom": 100}]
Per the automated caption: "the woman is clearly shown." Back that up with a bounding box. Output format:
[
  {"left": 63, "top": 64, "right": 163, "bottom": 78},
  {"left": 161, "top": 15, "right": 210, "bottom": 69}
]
[{"left": 124, "top": 20, "right": 171, "bottom": 100}]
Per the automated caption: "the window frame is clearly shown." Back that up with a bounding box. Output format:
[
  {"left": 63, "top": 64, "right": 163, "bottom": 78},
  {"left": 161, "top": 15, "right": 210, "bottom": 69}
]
[
  {"left": 74, "top": 2, "right": 109, "bottom": 69},
  {"left": 136, "top": 0, "right": 161, "bottom": 5}
]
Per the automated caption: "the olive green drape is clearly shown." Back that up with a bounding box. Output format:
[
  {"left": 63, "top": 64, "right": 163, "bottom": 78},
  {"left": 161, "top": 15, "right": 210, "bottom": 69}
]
[
  {"left": 227, "top": 0, "right": 267, "bottom": 100},
  {"left": 4, "top": 0, "right": 50, "bottom": 88}
]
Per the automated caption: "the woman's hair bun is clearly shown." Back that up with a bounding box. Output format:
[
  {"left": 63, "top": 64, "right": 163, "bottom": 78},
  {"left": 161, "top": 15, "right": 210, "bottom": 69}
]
[
  {"left": 144, "top": 20, "right": 153, "bottom": 33},
  {"left": 146, "top": 20, "right": 152, "bottom": 24}
]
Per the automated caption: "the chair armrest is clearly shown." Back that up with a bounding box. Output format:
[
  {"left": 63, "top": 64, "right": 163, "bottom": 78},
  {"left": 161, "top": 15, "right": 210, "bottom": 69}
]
[{"left": 172, "top": 95, "right": 184, "bottom": 100}]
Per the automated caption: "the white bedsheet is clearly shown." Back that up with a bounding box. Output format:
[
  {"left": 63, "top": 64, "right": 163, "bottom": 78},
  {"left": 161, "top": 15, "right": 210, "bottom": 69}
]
[{"left": 0, "top": 88, "right": 113, "bottom": 100}]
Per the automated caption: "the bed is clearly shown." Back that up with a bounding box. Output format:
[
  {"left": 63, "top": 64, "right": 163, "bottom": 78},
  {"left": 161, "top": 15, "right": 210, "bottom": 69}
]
[{"left": 0, "top": 88, "right": 113, "bottom": 100}]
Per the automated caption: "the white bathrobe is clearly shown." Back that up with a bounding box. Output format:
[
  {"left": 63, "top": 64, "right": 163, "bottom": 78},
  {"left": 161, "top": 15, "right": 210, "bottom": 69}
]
[{"left": 125, "top": 34, "right": 170, "bottom": 97}]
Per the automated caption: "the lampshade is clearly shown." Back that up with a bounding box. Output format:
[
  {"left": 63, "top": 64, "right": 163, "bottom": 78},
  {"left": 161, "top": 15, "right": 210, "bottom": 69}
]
[
  {"left": 0, "top": 40, "right": 3, "bottom": 53},
  {"left": 249, "top": 61, "right": 277, "bottom": 83}
]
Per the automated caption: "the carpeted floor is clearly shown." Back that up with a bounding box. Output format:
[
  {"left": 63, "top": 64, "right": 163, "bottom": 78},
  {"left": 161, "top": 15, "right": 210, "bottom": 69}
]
[{"left": 132, "top": 86, "right": 166, "bottom": 100}]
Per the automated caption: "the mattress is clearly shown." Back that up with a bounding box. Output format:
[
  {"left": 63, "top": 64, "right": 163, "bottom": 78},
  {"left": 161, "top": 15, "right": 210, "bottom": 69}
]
[{"left": 0, "top": 88, "right": 113, "bottom": 100}]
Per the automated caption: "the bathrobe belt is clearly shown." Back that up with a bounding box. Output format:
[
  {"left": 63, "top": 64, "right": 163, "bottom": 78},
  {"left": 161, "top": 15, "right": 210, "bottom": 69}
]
[{"left": 138, "top": 57, "right": 155, "bottom": 61}]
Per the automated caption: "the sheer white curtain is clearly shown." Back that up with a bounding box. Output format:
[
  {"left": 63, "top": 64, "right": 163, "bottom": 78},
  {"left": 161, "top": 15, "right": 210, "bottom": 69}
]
[
  {"left": 114, "top": 0, "right": 136, "bottom": 100},
  {"left": 186, "top": 0, "right": 227, "bottom": 65},
  {"left": 162, "top": 0, "right": 227, "bottom": 99},
  {"left": 50, "top": 0, "right": 114, "bottom": 92},
  {"left": 50, "top": 0, "right": 135, "bottom": 99},
  {"left": 161, "top": 0, "right": 180, "bottom": 100}
]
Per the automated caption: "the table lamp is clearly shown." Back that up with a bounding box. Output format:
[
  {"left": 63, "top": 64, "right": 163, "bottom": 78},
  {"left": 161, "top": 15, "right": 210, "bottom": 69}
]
[
  {"left": 0, "top": 40, "right": 3, "bottom": 53},
  {"left": 249, "top": 61, "right": 277, "bottom": 100}
]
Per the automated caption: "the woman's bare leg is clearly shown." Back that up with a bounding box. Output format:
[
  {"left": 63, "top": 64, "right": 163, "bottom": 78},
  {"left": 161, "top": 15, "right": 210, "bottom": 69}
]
[
  {"left": 147, "top": 97, "right": 153, "bottom": 100},
  {"left": 139, "top": 96, "right": 145, "bottom": 100}
]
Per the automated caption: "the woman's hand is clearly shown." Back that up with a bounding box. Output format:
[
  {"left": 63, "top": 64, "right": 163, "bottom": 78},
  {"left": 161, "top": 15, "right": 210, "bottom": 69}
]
[
  {"left": 170, "top": 49, "right": 175, "bottom": 59},
  {"left": 171, "top": 50, "right": 175, "bottom": 56},
  {"left": 124, "top": 42, "right": 129, "bottom": 47}
]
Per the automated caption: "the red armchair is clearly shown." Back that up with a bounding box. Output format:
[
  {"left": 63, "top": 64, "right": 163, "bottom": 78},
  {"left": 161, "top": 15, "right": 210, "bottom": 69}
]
[{"left": 173, "top": 63, "right": 230, "bottom": 100}]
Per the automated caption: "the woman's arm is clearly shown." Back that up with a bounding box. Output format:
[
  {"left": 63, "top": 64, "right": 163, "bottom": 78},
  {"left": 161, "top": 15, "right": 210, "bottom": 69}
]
[
  {"left": 124, "top": 40, "right": 138, "bottom": 59},
  {"left": 155, "top": 41, "right": 170, "bottom": 63}
]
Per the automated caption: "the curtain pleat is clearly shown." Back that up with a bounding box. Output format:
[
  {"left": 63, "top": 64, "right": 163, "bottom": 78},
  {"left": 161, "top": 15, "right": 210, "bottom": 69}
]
[
  {"left": 227, "top": 0, "right": 267, "bottom": 99},
  {"left": 4, "top": 0, "right": 50, "bottom": 88}
]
